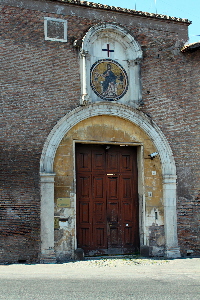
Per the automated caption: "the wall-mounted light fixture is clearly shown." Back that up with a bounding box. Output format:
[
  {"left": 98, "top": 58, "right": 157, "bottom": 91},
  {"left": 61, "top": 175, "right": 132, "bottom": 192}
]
[{"left": 148, "top": 152, "right": 158, "bottom": 160}]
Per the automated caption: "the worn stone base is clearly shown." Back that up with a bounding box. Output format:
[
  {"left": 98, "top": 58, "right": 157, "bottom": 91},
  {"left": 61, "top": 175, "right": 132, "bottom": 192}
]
[
  {"left": 40, "top": 252, "right": 57, "bottom": 264},
  {"left": 74, "top": 248, "right": 85, "bottom": 261},
  {"left": 140, "top": 246, "right": 150, "bottom": 257},
  {"left": 165, "top": 247, "right": 181, "bottom": 258}
]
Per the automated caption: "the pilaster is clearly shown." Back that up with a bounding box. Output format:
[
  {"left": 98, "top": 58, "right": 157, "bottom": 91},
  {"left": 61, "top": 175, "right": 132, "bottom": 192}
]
[
  {"left": 40, "top": 173, "right": 56, "bottom": 263},
  {"left": 163, "top": 175, "right": 180, "bottom": 258}
]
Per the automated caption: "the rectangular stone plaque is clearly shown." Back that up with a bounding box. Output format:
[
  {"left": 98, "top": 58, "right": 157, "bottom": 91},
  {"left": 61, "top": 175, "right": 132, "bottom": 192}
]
[
  {"left": 47, "top": 20, "right": 64, "bottom": 40},
  {"left": 57, "top": 198, "right": 71, "bottom": 208},
  {"left": 44, "top": 17, "right": 67, "bottom": 42}
]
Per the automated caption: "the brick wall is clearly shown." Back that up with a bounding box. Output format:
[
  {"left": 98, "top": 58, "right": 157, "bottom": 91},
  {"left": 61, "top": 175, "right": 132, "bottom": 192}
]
[
  {"left": 1, "top": 5, "right": 83, "bottom": 263},
  {"left": 142, "top": 45, "right": 200, "bottom": 256},
  {"left": 1, "top": 1, "right": 199, "bottom": 262}
]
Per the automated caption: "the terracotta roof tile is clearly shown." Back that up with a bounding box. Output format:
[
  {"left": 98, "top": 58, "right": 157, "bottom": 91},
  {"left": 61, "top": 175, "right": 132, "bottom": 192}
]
[
  {"left": 51, "top": 0, "right": 191, "bottom": 24},
  {"left": 181, "top": 42, "right": 200, "bottom": 53}
]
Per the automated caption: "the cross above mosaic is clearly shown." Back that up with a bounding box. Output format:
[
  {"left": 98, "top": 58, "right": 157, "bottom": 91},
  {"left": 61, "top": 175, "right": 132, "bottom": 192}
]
[{"left": 90, "top": 59, "right": 128, "bottom": 101}]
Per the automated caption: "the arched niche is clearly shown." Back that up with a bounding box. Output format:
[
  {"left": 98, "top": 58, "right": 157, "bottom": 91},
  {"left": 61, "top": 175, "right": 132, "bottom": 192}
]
[{"left": 80, "top": 23, "right": 143, "bottom": 108}]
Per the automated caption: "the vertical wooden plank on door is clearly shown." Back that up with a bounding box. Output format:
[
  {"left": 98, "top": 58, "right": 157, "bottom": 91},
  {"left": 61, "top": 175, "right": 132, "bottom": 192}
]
[
  {"left": 76, "top": 145, "right": 92, "bottom": 251},
  {"left": 120, "top": 147, "right": 139, "bottom": 253},
  {"left": 92, "top": 147, "right": 107, "bottom": 250},
  {"left": 107, "top": 175, "right": 120, "bottom": 250},
  {"left": 92, "top": 174, "right": 107, "bottom": 250}
]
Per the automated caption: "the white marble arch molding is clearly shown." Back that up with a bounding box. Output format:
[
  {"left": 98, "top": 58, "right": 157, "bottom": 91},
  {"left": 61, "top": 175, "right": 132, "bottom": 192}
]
[
  {"left": 40, "top": 103, "right": 180, "bottom": 260},
  {"left": 82, "top": 22, "right": 143, "bottom": 60}
]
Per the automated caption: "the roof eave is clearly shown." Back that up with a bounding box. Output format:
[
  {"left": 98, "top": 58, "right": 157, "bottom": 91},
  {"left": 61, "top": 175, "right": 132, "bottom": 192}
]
[{"left": 50, "top": 0, "right": 192, "bottom": 24}]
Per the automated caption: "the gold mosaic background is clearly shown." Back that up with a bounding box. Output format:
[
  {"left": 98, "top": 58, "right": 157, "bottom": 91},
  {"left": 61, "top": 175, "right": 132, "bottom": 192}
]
[{"left": 91, "top": 60, "right": 128, "bottom": 100}]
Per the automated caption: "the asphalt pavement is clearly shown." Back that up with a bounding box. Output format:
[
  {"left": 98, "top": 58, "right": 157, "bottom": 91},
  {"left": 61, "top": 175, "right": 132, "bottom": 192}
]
[{"left": 0, "top": 257, "right": 199, "bottom": 300}]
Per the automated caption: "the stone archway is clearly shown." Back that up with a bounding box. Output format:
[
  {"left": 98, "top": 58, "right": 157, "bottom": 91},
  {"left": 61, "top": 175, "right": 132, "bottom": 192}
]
[{"left": 40, "top": 103, "right": 180, "bottom": 262}]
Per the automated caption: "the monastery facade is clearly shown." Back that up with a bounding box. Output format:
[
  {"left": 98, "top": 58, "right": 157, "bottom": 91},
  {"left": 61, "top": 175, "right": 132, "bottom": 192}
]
[{"left": 1, "top": 0, "right": 199, "bottom": 263}]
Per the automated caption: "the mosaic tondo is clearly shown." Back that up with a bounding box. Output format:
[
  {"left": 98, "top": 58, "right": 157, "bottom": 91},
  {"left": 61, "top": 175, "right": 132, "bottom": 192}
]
[{"left": 90, "top": 59, "right": 128, "bottom": 101}]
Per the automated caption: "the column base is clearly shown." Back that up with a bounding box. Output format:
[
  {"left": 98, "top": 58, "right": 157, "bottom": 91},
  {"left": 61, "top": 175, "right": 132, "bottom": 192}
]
[
  {"left": 40, "top": 251, "right": 57, "bottom": 264},
  {"left": 165, "top": 247, "right": 181, "bottom": 258}
]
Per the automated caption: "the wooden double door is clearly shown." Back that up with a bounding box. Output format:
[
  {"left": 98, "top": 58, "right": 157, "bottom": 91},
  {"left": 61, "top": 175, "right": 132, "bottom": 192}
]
[{"left": 76, "top": 144, "right": 139, "bottom": 255}]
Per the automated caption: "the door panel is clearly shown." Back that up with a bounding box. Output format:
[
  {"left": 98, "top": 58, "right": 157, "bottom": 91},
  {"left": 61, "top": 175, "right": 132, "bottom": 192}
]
[
  {"left": 122, "top": 202, "right": 133, "bottom": 222},
  {"left": 124, "top": 226, "right": 132, "bottom": 245},
  {"left": 110, "top": 227, "right": 119, "bottom": 246},
  {"left": 76, "top": 149, "right": 91, "bottom": 172},
  {"left": 107, "top": 176, "right": 119, "bottom": 199},
  {"left": 79, "top": 202, "right": 90, "bottom": 223},
  {"left": 78, "top": 175, "right": 91, "bottom": 198},
  {"left": 79, "top": 228, "right": 90, "bottom": 247},
  {"left": 93, "top": 202, "right": 105, "bottom": 223},
  {"left": 121, "top": 153, "right": 133, "bottom": 172},
  {"left": 93, "top": 176, "right": 105, "bottom": 199},
  {"left": 121, "top": 176, "right": 132, "bottom": 198},
  {"left": 107, "top": 201, "right": 119, "bottom": 223},
  {"left": 76, "top": 144, "right": 139, "bottom": 255},
  {"left": 93, "top": 150, "right": 105, "bottom": 172},
  {"left": 93, "top": 227, "right": 106, "bottom": 248},
  {"left": 107, "top": 151, "right": 118, "bottom": 173}
]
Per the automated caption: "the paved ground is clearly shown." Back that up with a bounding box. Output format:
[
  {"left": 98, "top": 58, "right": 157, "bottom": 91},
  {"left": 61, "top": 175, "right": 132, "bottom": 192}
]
[{"left": 0, "top": 257, "right": 199, "bottom": 300}]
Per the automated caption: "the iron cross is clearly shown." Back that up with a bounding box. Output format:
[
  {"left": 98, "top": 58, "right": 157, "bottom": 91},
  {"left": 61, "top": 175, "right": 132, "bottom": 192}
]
[{"left": 102, "top": 44, "right": 114, "bottom": 57}]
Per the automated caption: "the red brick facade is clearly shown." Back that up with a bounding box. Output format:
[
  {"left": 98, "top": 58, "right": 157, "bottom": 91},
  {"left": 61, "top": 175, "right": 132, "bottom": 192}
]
[{"left": 1, "top": 0, "right": 199, "bottom": 263}]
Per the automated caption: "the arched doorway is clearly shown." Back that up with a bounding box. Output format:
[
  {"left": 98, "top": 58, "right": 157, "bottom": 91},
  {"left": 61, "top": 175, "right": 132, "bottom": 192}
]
[{"left": 40, "top": 103, "right": 180, "bottom": 262}]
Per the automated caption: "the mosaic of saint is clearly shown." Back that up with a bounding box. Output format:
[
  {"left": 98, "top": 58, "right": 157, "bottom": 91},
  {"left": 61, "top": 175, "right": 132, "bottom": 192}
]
[{"left": 90, "top": 59, "right": 128, "bottom": 101}]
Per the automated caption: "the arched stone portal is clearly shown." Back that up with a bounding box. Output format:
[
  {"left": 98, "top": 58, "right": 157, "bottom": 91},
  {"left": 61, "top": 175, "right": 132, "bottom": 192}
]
[{"left": 40, "top": 103, "right": 180, "bottom": 262}]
